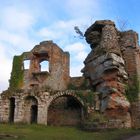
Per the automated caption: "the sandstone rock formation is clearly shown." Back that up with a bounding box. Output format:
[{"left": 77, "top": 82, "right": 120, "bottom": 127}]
[{"left": 82, "top": 20, "right": 132, "bottom": 126}]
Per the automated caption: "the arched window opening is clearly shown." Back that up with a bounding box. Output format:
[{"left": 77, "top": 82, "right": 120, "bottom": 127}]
[
  {"left": 9, "top": 97, "right": 15, "bottom": 123},
  {"left": 24, "top": 60, "right": 30, "bottom": 70},
  {"left": 40, "top": 60, "right": 49, "bottom": 72}
]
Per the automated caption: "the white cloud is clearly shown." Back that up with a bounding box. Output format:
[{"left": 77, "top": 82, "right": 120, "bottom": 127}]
[
  {"left": 64, "top": 42, "right": 88, "bottom": 76},
  {"left": 64, "top": 42, "right": 88, "bottom": 61},
  {"left": 0, "top": 29, "right": 37, "bottom": 53},
  {"left": 37, "top": 18, "right": 90, "bottom": 41},
  {"left": 1, "top": 7, "right": 35, "bottom": 32},
  {"left": 64, "top": 42, "right": 85, "bottom": 52},
  {"left": 0, "top": 44, "right": 12, "bottom": 93},
  {"left": 0, "top": 5, "right": 38, "bottom": 92},
  {"left": 70, "top": 64, "right": 84, "bottom": 77},
  {"left": 38, "top": 28, "right": 63, "bottom": 40},
  {"left": 76, "top": 51, "right": 87, "bottom": 61}
]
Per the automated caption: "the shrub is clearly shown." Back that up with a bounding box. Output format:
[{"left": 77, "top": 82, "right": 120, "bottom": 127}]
[{"left": 125, "top": 75, "right": 139, "bottom": 102}]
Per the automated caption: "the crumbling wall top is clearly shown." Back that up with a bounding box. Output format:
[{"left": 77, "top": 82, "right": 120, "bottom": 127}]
[{"left": 85, "top": 20, "right": 115, "bottom": 36}]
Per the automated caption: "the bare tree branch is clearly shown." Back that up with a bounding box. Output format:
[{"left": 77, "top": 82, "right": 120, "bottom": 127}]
[{"left": 74, "top": 26, "right": 84, "bottom": 39}]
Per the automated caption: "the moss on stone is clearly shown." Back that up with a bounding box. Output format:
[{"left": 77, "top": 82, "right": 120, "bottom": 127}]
[
  {"left": 68, "top": 79, "right": 90, "bottom": 90},
  {"left": 67, "top": 83, "right": 78, "bottom": 90},
  {"left": 9, "top": 55, "right": 24, "bottom": 90}
]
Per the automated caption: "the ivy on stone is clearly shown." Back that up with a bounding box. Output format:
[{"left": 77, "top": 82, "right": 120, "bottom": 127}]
[{"left": 9, "top": 55, "right": 24, "bottom": 90}]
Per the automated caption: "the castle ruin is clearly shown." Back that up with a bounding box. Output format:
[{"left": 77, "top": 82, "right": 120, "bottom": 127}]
[{"left": 0, "top": 20, "right": 140, "bottom": 129}]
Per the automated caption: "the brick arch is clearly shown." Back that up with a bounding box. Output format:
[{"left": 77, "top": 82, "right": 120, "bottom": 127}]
[
  {"left": 22, "top": 93, "right": 39, "bottom": 102},
  {"left": 47, "top": 91, "right": 84, "bottom": 126},
  {"left": 48, "top": 91, "right": 85, "bottom": 107},
  {"left": 24, "top": 95, "right": 38, "bottom": 102}
]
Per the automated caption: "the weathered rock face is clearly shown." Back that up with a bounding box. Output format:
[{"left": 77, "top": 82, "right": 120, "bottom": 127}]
[{"left": 82, "top": 20, "right": 130, "bottom": 120}]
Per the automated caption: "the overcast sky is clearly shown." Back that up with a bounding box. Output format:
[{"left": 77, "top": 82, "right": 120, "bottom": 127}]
[{"left": 0, "top": 0, "right": 140, "bottom": 92}]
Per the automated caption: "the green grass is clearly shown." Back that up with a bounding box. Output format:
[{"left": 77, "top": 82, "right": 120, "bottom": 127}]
[{"left": 0, "top": 124, "right": 140, "bottom": 140}]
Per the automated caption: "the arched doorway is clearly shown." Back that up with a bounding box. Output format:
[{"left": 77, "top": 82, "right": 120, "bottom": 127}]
[
  {"left": 9, "top": 97, "right": 15, "bottom": 123},
  {"left": 24, "top": 96, "right": 38, "bottom": 124},
  {"left": 47, "top": 95, "right": 83, "bottom": 126}
]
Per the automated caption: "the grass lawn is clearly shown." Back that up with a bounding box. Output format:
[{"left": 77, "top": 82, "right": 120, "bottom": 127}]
[{"left": 0, "top": 124, "right": 140, "bottom": 140}]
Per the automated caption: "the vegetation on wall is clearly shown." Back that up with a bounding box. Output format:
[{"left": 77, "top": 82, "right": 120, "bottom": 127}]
[
  {"left": 125, "top": 75, "right": 139, "bottom": 102},
  {"left": 9, "top": 55, "right": 24, "bottom": 90},
  {"left": 76, "top": 91, "right": 94, "bottom": 107},
  {"left": 88, "top": 112, "right": 108, "bottom": 122},
  {"left": 68, "top": 79, "right": 90, "bottom": 90},
  {"left": 67, "top": 83, "right": 78, "bottom": 90}
]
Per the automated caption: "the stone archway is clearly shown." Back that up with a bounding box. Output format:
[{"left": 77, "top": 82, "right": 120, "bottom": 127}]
[
  {"left": 47, "top": 92, "right": 84, "bottom": 126},
  {"left": 24, "top": 96, "right": 38, "bottom": 124}
]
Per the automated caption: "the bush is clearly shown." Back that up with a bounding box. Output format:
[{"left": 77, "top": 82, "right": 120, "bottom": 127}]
[{"left": 125, "top": 75, "right": 139, "bottom": 102}]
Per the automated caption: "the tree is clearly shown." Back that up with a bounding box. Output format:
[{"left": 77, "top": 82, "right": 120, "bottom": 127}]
[{"left": 117, "top": 18, "right": 128, "bottom": 31}]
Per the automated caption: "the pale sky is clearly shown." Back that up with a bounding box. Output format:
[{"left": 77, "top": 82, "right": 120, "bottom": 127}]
[{"left": 0, "top": 0, "right": 140, "bottom": 92}]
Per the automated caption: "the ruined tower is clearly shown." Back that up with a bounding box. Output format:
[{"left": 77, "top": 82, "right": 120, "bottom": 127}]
[{"left": 82, "top": 20, "right": 140, "bottom": 128}]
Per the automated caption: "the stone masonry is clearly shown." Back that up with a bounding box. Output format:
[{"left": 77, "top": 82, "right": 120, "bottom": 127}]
[
  {"left": 0, "top": 41, "right": 87, "bottom": 126},
  {"left": 23, "top": 41, "right": 70, "bottom": 91}
]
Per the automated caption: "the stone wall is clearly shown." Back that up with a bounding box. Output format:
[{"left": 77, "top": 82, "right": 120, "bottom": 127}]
[
  {"left": 70, "top": 77, "right": 84, "bottom": 87},
  {"left": 11, "top": 41, "right": 70, "bottom": 91},
  {"left": 69, "top": 77, "right": 88, "bottom": 90},
  {"left": 0, "top": 90, "right": 85, "bottom": 125},
  {"left": 120, "top": 31, "right": 140, "bottom": 79},
  {"left": 131, "top": 101, "right": 140, "bottom": 128},
  {"left": 0, "top": 97, "right": 9, "bottom": 122}
]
